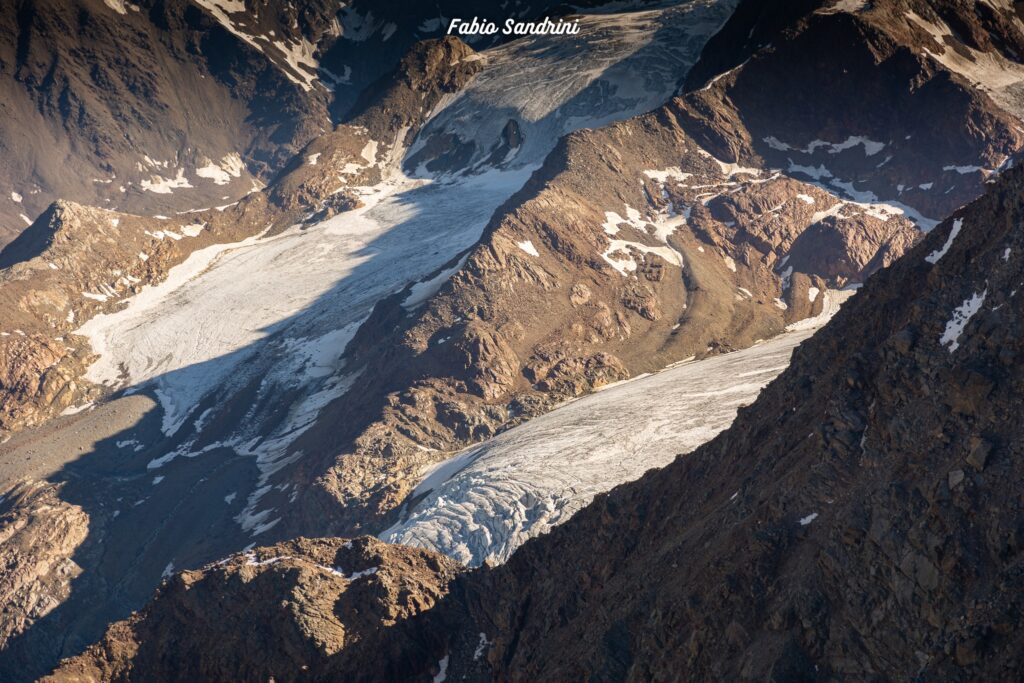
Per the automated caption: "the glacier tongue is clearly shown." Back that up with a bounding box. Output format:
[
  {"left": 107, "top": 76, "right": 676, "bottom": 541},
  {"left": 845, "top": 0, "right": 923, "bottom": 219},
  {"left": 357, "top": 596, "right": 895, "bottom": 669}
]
[
  {"left": 382, "top": 329, "right": 819, "bottom": 567},
  {"left": 408, "top": 0, "right": 738, "bottom": 173},
  {"left": 78, "top": 167, "right": 537, "bottom": 442}
]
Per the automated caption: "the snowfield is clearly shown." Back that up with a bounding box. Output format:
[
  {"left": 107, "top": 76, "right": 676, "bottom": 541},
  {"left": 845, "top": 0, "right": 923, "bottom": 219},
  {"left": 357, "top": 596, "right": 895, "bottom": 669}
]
[{"left": 382, "top": 328, "right": 821, "bottom": 567}]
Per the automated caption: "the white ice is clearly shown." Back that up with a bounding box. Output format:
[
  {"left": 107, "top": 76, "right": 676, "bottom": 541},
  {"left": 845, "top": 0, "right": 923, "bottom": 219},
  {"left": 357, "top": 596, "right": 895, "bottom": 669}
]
[
  {"left": 412, "top": 0, "right": 739, "bottom": 172},
  {"left": 79, "top": 167, "right": 536, "bottom": 437},
  {"left": 940, "top": 289, "right": 987, "bottom": 352},
  {"left": 382, "top": 327, "right": 830, "bottom": 567}
]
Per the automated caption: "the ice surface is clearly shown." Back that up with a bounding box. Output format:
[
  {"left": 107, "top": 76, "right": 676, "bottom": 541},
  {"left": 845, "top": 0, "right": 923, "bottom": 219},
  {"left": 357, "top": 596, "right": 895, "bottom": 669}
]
[
  {"left": 412, "top": 0, "right": 738, "bottom": 172},
  {"left": 382, "top": 328, "right": 828, "bottom": 567},
  {"left": 80, "top": 167, "right": 536, "bottom": 438}
]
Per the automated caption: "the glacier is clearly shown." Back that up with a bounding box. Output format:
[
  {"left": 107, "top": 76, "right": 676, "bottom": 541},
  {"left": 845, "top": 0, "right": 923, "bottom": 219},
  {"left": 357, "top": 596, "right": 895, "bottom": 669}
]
[
  {"left": 73, "top": 0, "right": 740, "bottom": 536},
  {"left": 382, "top": 328, "right": 819, "bottom": 567}
]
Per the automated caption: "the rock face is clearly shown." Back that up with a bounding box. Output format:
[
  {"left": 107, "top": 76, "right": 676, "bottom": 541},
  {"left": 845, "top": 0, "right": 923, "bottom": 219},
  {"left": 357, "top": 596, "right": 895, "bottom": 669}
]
[
  {"left": 54, "top": 140, "right": 1024, "bottom": 683},
  {"left": 0, "top": 481, "right": 88, "bottom": 656},
  {"left": 678, "top": 0, "right": 1024, "bottom": 222},
  {"left": 44, "top": 537, "right": 460, "bottom": 683},
  {"left": 0, "top": 0, "right": 332, "bottom": 243}
]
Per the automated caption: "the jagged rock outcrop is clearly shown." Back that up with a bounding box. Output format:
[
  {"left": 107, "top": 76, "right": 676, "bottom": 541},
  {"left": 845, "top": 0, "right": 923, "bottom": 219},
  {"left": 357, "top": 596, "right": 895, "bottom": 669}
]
[
  {"left": 0, "top": 481, "right": 88, "bottom": 656},
  {"left": 55, "top": 134, "right": 1024, "bottom": 683},
  {"left": 44, "top": 537, "right": 459, "bottom": 683}
]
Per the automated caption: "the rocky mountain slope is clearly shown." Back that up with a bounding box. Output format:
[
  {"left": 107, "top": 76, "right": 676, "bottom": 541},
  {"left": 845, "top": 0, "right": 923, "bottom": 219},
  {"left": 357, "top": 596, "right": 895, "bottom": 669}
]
[
  {"left": 676, "top": 0, "right": 1024, "bottom": 224},
  {"left": 0, "top": 0, "right": 645, "bottom": 245},
  {"left": 432, "top": 143, "right": 1024, "bottom": 683},
  {"left": 50, "top": 117, "right": 1024, "bottom": 683},
  {"left": 7, "top": 0, "right": 1024, "bottom": 679},
  {"left": 45, "top": 537, "right": 462, "bottom": 683},
  {"left": 0, "top": 0, "right": 329, "bottom": 243},
  {"left": 0, "top": 5, "right": 748, "bottom": 677}
]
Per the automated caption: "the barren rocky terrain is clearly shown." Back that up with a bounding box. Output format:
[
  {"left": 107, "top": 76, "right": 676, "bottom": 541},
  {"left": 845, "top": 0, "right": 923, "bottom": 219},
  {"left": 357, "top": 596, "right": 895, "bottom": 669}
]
[
  {"left": 3, "top": 0, "right": 1024, "bottom": 680},
  {"left": 51, "top": 112, "right": 1024, "bottom": 683}
]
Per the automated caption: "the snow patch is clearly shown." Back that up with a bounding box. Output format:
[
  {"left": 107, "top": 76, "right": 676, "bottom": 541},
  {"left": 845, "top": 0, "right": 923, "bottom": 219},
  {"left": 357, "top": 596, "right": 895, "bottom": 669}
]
[
  {"left": 404, "top": 253, "right": 470, "bottom": 309},
  {"left": 602, "top": 239, "right": 682, "bottom": 275},
  {"left": 433, "top": 655, "right": 449, "bottom": 683},
  {"left": 940, "top": 290, "right": 986, "bottom": 352},
  {"left": 925, "top": 218, "right": 963, "bottom": 264},
  {"left": 643, "top": 167, "right": 692, "bottom": 184},
  {"left": 786, "top": 288, "right": 857, "bottom": 332},
  {"left": 141, "top": 169, "right": 192, "bottom": 194},
  {"left": 517, "top": 240, "right": 539, "bottom": 257},
  {"left": 196, "top": 154, "right": 245, "bottom": 185},
  {"left": 180, "top": 223, "right": 206, "bottom": 238}
]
